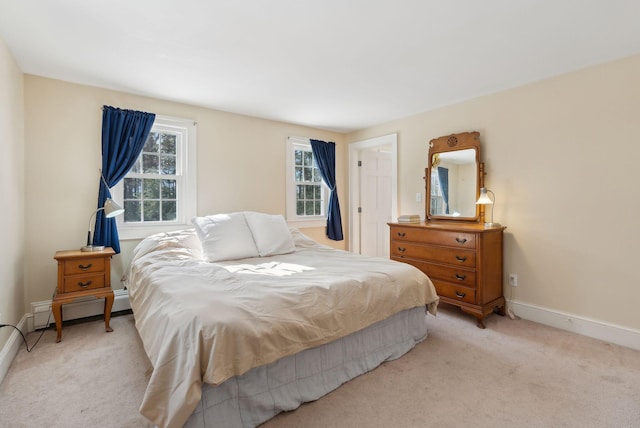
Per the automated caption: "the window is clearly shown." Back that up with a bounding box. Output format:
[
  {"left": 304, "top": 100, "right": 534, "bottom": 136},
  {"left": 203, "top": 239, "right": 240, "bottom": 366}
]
[
  {"left": 286, "top": 138, "right": 327, "bottom": 227},
  {"left": 113, "top": 116, "right": 196, "bottom": 239}
]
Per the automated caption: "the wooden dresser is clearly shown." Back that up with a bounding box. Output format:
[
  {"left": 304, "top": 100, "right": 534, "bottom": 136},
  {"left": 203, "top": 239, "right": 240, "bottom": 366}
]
[
  {"left": 52, "top": 248, "right": 115, "bottom": 342},
  {"left": 389, "top": 221, "right": 505, "bottom": 328}
]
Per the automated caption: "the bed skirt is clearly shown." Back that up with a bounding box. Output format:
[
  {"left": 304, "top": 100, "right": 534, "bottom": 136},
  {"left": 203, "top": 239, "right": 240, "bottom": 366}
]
[{"left": 183, "top": 305, "right": 428, "bottom": 428}]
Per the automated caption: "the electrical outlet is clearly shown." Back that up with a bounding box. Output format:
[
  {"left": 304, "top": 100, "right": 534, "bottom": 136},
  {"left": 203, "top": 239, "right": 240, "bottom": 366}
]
[
  {"left": 416, "top": 192, "right": 422, "bottom": 202},
  {"left": 508, "top": 273, "right": 518, "bottom": 287}
]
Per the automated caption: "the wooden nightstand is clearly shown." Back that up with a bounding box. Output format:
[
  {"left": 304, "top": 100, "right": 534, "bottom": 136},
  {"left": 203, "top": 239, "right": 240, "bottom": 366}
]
[{"left": 52, "top": 248, "right": 115, "bottom": 342}]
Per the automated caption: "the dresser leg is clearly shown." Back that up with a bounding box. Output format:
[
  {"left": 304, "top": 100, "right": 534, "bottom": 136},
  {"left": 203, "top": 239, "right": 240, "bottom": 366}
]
[
  {"left": 52, "top": 301, "right": 63, "bottom": 343},
  {"left": 475, "top": 316, "right": 486, "bottom": 329},
  {"left": 104, "top": 293, "right": 114, "bottom": 333}
]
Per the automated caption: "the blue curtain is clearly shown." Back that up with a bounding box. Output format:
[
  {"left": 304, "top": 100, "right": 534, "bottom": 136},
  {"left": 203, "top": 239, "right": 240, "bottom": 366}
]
[
  {"left": 93, "top": 106, "right": 156, "bottom": 253},
  {"left": 310, "top": 139, "right": 343, "bottom": 241},
  {"left": 437, "top": 167, "right": 449, "bottom": 214}
]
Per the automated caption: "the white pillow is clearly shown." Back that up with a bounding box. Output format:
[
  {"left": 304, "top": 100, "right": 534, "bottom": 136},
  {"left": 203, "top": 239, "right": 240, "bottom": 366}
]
[
  {"left": 192, "top": 213, "right": 259, "bottom": 262},
  {"left": 132, "top": 229, "right": 203, "bottom": 262},
  {"left": 244, "top": 211, "right": 296, "bottom": 256}
]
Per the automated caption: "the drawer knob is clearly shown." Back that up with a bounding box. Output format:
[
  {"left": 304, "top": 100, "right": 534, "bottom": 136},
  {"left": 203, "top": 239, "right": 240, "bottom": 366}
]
[
  {"left": 397, "top": 232, "right": 406, "bottom": 237},
  {"left": 455, "top": 237, "right": 467, "bottom": 244},
  {"left": 78, "top": 280, "right": 92, "bottom": 288},
  {"left": 455, "top": 291, "right": 466, "bottom": 299},
  {"left": 397, "top": 247, "right": 406, "bottom": 252},
  {"left": 455, "top": 256, "right": 467, "bottom": 262},
  {"left": 455, "top": 274, "right": 466, "bottom": 281},
  {"left": 78, "top": 263, "right": 93, "bottom": 271}
]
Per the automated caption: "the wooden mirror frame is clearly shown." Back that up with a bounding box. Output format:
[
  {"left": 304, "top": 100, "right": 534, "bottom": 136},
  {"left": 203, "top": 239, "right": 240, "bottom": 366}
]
[{"left": 425, "top": 131, "right": 484, "bottom": 222}]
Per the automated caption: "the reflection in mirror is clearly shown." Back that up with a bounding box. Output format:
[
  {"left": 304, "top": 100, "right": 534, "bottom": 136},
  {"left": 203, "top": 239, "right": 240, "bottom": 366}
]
[{"left": 429, "top": 149, "right": 477, "bottom": 217}]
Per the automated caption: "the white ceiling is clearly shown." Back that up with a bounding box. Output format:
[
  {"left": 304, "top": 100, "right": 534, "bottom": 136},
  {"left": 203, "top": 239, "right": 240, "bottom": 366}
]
[{"left": 2, "top": 1, "right": 640, "bottom": 132}]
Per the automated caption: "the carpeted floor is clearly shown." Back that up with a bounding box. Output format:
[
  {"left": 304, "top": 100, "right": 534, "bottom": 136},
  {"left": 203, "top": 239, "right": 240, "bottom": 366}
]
[{"left": 1, "top": 303, "right": 639, "bottom": 428}]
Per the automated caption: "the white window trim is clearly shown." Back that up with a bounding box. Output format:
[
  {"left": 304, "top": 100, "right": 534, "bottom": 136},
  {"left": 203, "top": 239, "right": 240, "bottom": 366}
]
[
  {"left": 286, "top": 137, "right": 328, "bottom": 228},
  {"left": 112, "top": 115, "right": 197, "bottom": 240}
]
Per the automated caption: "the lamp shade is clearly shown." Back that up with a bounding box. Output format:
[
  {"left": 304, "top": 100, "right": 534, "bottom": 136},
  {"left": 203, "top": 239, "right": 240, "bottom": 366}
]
[
  {"left": 475, "top": 188, "right": 493, "bottom": 205},
  {"left": 103, "top": 198, "right": 125, "bottom": 218}
]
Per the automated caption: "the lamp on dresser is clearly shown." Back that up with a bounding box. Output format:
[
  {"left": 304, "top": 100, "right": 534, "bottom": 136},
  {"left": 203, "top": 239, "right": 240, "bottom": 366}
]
[{"left": 476, "top": 187, "right": 501, "bottom": 228}]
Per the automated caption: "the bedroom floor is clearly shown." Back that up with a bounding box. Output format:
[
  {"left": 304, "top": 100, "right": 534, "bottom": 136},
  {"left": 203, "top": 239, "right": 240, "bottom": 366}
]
[{"left": 1, "top": 304, "right": 639, "bottom": 428}]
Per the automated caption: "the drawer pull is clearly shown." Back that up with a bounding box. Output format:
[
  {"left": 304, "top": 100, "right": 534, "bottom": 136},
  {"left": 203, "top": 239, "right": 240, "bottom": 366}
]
[
  {"left": 455, "top": 256, "right": 467, "bottom": 262},
  {"left": 455, "top": 274, "right": 466, "bottom": 281},
  {"left": 455, "top": 291, "right": 466, "bottom": 299},
  {"left": 397, "top": 247, "right": 406, "bottom": 252},
  {"left": 78, "top": 263, "right": 93, "bottom": 271},
  {"left": 397, "top": 232, "right": 406, "bottom": 237},
  {"left": 455, "top": 237, "right": 467, "bottom": 244},
  {"left": 78, "top": 280, "right": 92, "bottom": 288}
]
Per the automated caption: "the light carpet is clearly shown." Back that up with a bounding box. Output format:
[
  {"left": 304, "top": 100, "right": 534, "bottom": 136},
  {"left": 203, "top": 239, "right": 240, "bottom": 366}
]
[{"left": 0, "top": 303, "right": 638, "bottom": 428}]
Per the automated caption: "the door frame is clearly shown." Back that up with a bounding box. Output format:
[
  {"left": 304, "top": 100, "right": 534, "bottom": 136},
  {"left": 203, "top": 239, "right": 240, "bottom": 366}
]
[{"left": 348, "top": 133, "right": 398, "bottom": 253}]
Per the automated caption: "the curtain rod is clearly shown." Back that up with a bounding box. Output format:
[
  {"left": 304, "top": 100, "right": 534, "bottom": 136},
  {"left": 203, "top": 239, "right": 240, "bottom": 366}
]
[
  {"left": 288, "top": 136, "right": 311, "bottom": 143},
  {"left": 289, "top": 136, "right": 335, "bottom": 144}
]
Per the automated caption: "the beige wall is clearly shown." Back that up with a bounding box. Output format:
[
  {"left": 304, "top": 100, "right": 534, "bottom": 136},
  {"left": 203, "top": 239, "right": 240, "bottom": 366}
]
[
  {"left": 0, "top": 39, "right": 25, "bottom": 348},
  {"left": 347, "top": 54, "right": 640, "bottom": 331},
  {"left": 23, "top": 76, "right": 346, "bottom": 308}
]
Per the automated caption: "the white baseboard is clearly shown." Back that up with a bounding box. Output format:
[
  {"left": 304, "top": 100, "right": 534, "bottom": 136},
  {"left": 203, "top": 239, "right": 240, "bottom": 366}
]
[
  {"left": 0, "top": 314, "right": 29, "bottom": 385},
  {"left": 508, "top": 299, "right": 640, "bottom": 351},
  {"left": 31, "top": 289, "right": 131, "bottom": 330}
]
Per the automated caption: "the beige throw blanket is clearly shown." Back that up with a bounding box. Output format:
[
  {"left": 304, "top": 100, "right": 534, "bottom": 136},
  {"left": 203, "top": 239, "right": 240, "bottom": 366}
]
[{"left": 127, "top": 229, "right": 439, "bottom": 428}]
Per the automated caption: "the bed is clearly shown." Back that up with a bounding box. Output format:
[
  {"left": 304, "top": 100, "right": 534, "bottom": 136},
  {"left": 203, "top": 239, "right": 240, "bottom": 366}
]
[{"left": 125, "top": 212, "right": 439, "bottom": 428}]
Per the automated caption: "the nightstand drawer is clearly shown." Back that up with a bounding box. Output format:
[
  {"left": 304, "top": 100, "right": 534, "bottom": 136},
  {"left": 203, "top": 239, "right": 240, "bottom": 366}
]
[
  {"left": 63, "top": 274, "right": 105, "bottom": 293},
  {"left": 63, "top": 257, "right": 106, "bottom": 275}
]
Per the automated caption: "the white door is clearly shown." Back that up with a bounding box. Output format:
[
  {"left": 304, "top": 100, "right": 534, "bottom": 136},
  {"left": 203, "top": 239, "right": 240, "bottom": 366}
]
[{"left": 359, "top": 149, "right": 393, "bottom": 257}]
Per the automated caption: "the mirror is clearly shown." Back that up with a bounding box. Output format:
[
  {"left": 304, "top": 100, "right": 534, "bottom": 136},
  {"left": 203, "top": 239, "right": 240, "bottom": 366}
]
[{"left": 425, "top": 131, "right": 482, "bottom": 221}]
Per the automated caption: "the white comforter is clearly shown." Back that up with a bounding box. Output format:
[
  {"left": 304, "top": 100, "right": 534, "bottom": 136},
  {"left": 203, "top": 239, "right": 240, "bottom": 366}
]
[{"left": 126, "top": 229, "right": 439, "bottom": 428}]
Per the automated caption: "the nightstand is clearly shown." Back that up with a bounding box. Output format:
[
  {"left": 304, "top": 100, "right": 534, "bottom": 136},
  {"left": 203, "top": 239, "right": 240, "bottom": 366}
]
[{"left": 52, "top": 248, "right": 115, "bottom": 342}]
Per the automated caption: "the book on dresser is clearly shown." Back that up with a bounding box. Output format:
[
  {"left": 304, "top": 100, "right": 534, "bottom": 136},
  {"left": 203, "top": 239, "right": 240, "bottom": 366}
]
[{"left": 397, "top": 214, "right": 421, "bottom": 223}]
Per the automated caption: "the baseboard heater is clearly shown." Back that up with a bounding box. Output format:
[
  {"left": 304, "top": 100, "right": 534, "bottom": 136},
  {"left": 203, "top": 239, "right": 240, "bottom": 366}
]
[{"left": 30, "top": 288, "right": 131, "bottom": 331}]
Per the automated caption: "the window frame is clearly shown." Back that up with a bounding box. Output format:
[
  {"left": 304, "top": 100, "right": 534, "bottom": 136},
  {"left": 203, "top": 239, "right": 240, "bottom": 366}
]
[
  {"left": 285, "top": 138, "right": 328, "bottom": 228},
  {"left": 113, "top": 115, "right": 197, "bottom": 240}
]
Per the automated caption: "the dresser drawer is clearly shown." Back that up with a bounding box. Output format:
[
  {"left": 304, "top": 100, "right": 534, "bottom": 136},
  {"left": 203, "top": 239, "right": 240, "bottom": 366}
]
[
  {"left": 63, "top": 274, "right": 106, "bottom": 293},
  {"left": 433, "top": 280, "right": 476, "bottom": 304},
  {"left": 391, "top": 227, "right": 476, "bottom": 249},
  {"left": 406, "top": 259, "right": 476, "bottom": 287},
  {"left": 63, "top": 257, "right": 106, "bottom": 275},
  {"left": 427, "top": 263, "right": 476, "bottom": 287},
  {"left": 391, "top": 241, "right": 476, "bottom": 267}
]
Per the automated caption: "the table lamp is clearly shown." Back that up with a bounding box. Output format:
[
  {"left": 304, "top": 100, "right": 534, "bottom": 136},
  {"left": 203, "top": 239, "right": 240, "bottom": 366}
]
[
  {"left": 81, "top": 198, "right": 125, "bottom": 252},
  {"left": 476, "top": 187, "right": 501, "bottom": 228}
]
